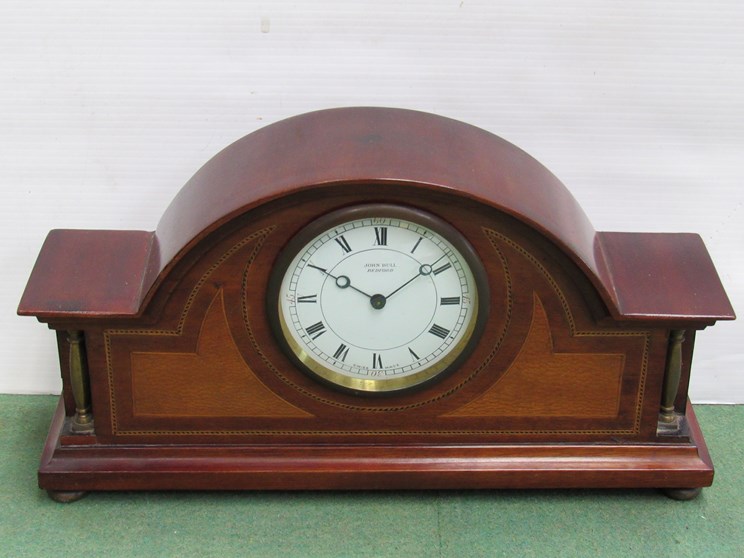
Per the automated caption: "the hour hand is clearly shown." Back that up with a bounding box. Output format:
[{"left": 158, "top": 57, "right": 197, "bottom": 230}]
[{"left": 307, "top": 263, "right": 373, "bottom": 299}]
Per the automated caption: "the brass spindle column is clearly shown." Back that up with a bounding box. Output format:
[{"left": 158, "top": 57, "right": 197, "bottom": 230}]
[
  {"left": 660, "top": 329, "right": 685, "bottom": 423},
  {"left": 68, "top": 330, "right": 94, "bottom": 433}
]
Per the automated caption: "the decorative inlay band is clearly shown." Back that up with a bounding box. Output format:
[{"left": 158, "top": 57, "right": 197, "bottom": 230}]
[
  {"left": 105, "top": 227, "right": 276, "bottom": 434},
  {"left": 482, "top": 228, "right": 651, "bottom": 434}
]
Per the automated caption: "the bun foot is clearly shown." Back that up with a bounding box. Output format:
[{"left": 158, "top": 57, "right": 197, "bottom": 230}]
[
  {"left": 46, "top": 490, "right": 88, "bottom": 503},
  {"left": 661, "top": 487, "right": 702, "bottom": 501}
]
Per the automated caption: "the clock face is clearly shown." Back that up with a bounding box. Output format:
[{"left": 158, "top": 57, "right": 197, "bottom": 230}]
[{"left": 270, "top": 205, "right": 488, "bottom": 394}]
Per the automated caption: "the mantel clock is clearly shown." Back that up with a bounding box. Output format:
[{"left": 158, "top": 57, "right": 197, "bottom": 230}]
[{"left": 19, "top": 107, "right": 735, "bottom": 502}]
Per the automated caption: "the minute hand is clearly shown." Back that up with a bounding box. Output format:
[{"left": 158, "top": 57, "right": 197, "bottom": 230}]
[{"left": 385, "top": 255, "right": 447, "bottom": 300}]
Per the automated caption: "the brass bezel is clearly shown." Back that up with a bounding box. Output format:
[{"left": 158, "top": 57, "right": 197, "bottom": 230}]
[{"left": 267, "top": 203, "right": 490, "bottom": 396}]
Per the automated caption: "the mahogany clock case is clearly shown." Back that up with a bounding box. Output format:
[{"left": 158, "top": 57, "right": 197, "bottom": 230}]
[{"left": 18, "top": 107, "right": 734, "bottom": 499}]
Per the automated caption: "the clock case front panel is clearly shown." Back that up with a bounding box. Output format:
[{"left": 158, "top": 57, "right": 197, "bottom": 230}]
[
  {"left": 86, "top": 188, "right": 661, "bottom": 445},
  {"left": 19, "top": 107, "right": 733, "bottom": 495}
]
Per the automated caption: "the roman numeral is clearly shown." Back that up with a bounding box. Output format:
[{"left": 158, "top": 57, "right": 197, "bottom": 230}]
[
  {"left": 297, "top": 295, "right": 317, "bottom": 303},
  {"left": 374, "top": 227, "right": 388, "bottom": 246},
  {"left": 440, "top": 296, "right": 460, "bottom": 305},
  {"left": 428, "top": 323, "right": 450, "bottom": 339},
  {"left": 408, "top": 347, "right": 420, "bottom": 361},
  {"left": 372, "top": 353, "right": 383, "bottom": 369},
  {"left": 333, "top": 343, "right": 349, "bottom": 362},
  {"left": 432, "top": 262, "right": 452, "bottom": 275},
  {"left": 305, "top": 321, "right": 327, "bottom": 340},
  {"left": 335, "top": 235, "right": 352, "bottom": 254},
  {"left": 411, "top": 237, "right": 423, "bottom": 254}
]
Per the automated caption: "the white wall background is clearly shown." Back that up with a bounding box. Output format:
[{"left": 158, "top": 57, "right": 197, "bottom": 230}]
[{"left": 1, "top": 0, "right": 741, "bottom": 402}]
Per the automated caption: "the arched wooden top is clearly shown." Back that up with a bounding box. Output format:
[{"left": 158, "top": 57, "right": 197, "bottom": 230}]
[
  {"left": 152, "top": 107, "right": 607, "bottom": 298},
  {"left": 19, "top": 107, "right": 734, "bottom": 325}
]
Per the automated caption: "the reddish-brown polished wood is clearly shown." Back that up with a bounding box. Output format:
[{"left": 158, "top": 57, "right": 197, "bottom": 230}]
[
  {"left": 19, "top": 108, "right": 734, "bottom": 498},
  {"left": 18, "top": 230, "right": 153, "bottom": 319},
  {"left": 19, "top": 108, "right": 734, "bottom": 323},
  {"left": 38, "top": 398, "right": 713, "bottom": 492},
  {"left": 598, "top": 232, "right": 734, "bottom": 324}
]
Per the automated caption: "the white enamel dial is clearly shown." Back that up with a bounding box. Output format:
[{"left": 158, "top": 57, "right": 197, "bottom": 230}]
[{"left": 273, "top": 206, "right": 486, "bottom": 393}]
